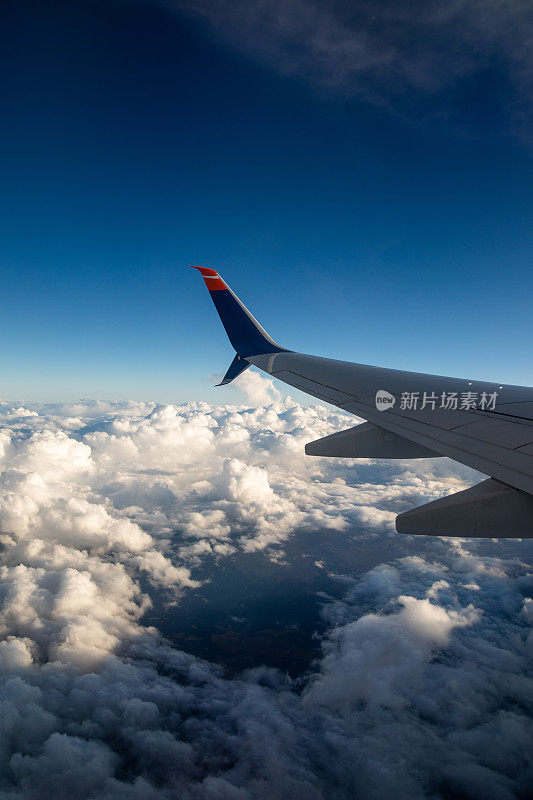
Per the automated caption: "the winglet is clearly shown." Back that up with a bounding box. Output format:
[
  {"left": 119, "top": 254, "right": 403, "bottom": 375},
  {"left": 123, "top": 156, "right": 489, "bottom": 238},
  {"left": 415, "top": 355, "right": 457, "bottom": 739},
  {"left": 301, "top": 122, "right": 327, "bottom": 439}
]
[
  {"left": 191, "top": 265, "right": 286, "bottom": 360},
  {"left": 191, "top": 265, "right": 227, "bottom": 291},
  {"left": 216, "top": 353, "right": 250, "bottom": 386}
]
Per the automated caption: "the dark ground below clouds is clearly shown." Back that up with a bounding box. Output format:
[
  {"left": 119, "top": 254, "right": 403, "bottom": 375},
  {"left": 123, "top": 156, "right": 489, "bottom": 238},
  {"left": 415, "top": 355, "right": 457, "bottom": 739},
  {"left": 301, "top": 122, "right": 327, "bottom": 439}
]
[{"left": 145, "top": 526, "right": 405, "bottom": 677}]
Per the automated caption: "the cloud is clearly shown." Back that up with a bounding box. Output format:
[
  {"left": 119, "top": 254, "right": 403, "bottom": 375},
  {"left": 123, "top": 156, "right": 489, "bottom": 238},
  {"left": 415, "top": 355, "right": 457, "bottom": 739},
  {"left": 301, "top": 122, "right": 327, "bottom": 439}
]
[
  {"left": 308, "top": 590, "right": 479, "bottom": 711},
  {"left": 233, "top": 369, "right": 282, "bottom": 406},
  {"left": 0, "top": 373, "right": 532, "bottom": 797},
  {"left": 166, "top": 0, "right": 533, "bottom": 138}
]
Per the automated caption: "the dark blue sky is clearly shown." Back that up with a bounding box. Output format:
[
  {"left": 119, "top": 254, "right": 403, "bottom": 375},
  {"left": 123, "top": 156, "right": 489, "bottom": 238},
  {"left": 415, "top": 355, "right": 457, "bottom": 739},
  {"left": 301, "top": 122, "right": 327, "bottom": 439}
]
[{"left": 1, "top": 0, "right": 532, "bottom": 400}]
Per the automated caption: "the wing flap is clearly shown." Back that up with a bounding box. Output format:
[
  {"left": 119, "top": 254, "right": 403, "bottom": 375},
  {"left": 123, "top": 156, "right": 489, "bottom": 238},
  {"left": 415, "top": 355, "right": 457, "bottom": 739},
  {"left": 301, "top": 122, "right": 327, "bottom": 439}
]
[{"left": 451, "top": 418, "right": 533, "bottom": 449}]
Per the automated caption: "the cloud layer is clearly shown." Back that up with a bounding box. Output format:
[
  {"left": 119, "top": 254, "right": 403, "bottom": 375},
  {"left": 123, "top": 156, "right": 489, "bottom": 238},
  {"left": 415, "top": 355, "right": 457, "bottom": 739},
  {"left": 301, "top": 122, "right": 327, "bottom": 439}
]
[{"left": 0, "top": 376, "right": 532, "bottom": 798}]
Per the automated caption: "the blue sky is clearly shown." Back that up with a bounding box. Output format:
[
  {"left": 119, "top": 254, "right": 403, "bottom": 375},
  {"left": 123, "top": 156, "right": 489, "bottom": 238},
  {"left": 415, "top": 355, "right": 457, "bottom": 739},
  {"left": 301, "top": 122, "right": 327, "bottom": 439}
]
[{"left": 1, "top": 0, "right": 532, "bottom": 401}]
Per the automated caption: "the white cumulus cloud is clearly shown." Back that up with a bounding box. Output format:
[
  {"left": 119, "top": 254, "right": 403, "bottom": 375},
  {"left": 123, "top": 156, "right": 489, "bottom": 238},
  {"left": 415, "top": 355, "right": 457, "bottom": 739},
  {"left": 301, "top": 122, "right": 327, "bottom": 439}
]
[{"left": 0, "top": 376, "right": 531, "bottom": 798}]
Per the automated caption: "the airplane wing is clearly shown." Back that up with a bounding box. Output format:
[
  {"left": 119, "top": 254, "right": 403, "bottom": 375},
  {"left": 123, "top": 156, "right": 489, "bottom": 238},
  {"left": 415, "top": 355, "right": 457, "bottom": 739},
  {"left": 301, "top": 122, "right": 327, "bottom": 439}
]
[{"left": 192, "top": 266, "right": 533, "bottom": 538}]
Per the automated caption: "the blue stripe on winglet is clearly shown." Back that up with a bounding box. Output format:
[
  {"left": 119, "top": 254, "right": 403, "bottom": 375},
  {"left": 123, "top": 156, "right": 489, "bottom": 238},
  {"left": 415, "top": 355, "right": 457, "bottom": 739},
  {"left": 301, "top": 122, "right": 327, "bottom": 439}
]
[{"left": 209, "top": 288, "right": 285, "bottom": 358}]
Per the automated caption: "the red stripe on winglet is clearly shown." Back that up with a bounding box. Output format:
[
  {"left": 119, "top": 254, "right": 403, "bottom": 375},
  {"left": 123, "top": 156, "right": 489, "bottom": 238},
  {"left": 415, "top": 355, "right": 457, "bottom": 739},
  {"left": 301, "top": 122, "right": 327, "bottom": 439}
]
[
  {"left": 204, "top": 277, "right": 226, "bottom": 290},
  {"left": 191, "top": 265, "right": 227, "bottom": 290},
  {"left": 190, "top": 265, "right": 218, "bottom": 277}
]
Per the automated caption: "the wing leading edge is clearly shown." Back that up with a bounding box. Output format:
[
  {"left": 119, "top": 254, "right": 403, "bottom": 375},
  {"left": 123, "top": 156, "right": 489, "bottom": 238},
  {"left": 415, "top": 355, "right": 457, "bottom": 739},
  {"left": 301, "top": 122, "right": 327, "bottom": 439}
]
[{"left": 193, "top": 266, "right": 533, "bottom": 538}]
